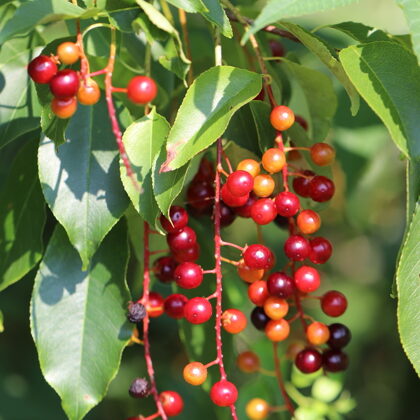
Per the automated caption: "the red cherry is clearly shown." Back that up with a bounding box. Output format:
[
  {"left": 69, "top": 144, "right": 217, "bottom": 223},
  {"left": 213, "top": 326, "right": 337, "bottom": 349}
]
[
  {"left": 267, "top": 272, "right": 294, "bottom": 298},
  {"left": 284, "top": 235, "right": 310, "bottom": 261},
  {"left": 184, "top": 297, "right": 212, "bottom": 324},
  {"left": 153, "top": 256, "right": 178, "bottom": 283},
  {"left": 159, "top": 391, "right": 184, "bottom": 417},
  {"left": 243, "top": 244, "right": 274, "bottom": 270},
  {"left": 309, "top": 237, "right": 332, "bottom": 264},
  {"left": 147, "top": 292, "right": 164, "bottom": 318},
  {"left": 221, "top": 184, "right": 249, "bottom": 207},
  {"left": 321, "top": 291, "right": 347, "bottom": 317},
  {"left": 235, "top": 193, "right": 258, "bottom": 218},
  {"left": 248, "top": 280, "right": 269, "bottom": 306},
  {"left": 167, "top": 227, "right": 197, "bottom": 251},
  {"left": 174, "top": 262, "right": 203, "bottom": 289},
  {"left": 160, "top": 206, "right": 189, "bottom": 233},
  {"left": 226, "top": 170, "right": 254, "bottom": 197},
  {"left": 127, "top": 76, "right": 157, "bottom": 104},
  {"left": 294, "top": 266, "right": 321, "bottom": 293},
  {"left": 309, "top": 176, "right": 335, "bottom": 202},
  {"left": 187, "top": 181, "right": 214, "bottom": 211},
  {"left": 293, "top": 171, "right": 315, "bottom": 197},
  {"left": 210, "top": 380, "right": 238, "bottom": 407},
  {"left": 250, "top": 198, "right": 277, "bottom": 225},
  {"left": 275, "top": 192, "right": 300, "bottom": 217},
  {"left": 49, "top": 69, "right": 80, "bottom": 98},
  {"left": 295, "top": 348, "right": 322, "bottom": 373},
  {"left": 164, "top": 294, "right": 188, "bottom": 319},
  {"left": 28, "top": 55, "right": 57, "bottom": 84},
  {"left": 222, "top": 308, "right": 247, "bottom": 334},
  {"left": 173, "top": 244, "right": 200, "bottom": 263}
]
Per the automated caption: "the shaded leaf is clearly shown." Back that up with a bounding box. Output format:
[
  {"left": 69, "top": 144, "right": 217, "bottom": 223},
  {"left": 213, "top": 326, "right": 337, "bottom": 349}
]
[
  {"left": 326, "top": 21, "right": 392, "bottom": 43},
  {"left": 165, "top": 0, "right": 208, "bottom": 13},
  {"left": 200, "top": 0, "right": 233, "bottom": 38},
  {"left": 396, "top": 0, "right": 420, "bottom": 64}
]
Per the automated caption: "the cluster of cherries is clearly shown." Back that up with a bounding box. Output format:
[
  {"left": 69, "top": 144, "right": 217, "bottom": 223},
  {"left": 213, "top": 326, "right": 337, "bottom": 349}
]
[{"left": 27, "top": 41, "right": 157, "bottom": 119}]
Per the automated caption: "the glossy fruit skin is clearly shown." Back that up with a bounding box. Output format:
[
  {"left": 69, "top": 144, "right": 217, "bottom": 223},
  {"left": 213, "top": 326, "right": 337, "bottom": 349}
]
[
  {"left": 293, "top": 170, "right": 315, "bottom": 197},
  {"left": 183, "top": 362, "right": 207, "bottom": 386},
  {"left": 50, "top": 69, "right": 80, "bottom": 98},
  {"left": 270, "top": 105, "right": 295, "bottom": 131},
  {"left": 248, "top": 280, "right": 269, "bottom": 306},
  {"left": 264, "top": 296, "right": 289, "bottom": 320},
  {"left": 51, "top": 97, "right": 77, "bottom": 119},
  {"left": 275, "top": 191, "right": 300, "bottom": 217},
  {"left": 187, "top": 181, "right": 214, "bottom": 211},
  {"left": 153, "top": 256, "right": 177, "bottom": 283},
  {"left": 237, "top": 351, "right": 260, "bottom": 373},
  {"left": 174, "top": 262, "right": 203, "bottom": 289},
  {"left": 250, "top": 307, "right": 270, "bottom": 330},
  {"left": 243, "top": 244, "right": 274, "bottom": 270},
  {"left": 306, "top": 322, "right": 330, "bottom": 345},
  {"left": 294, "top": 266, "right": 321, "bottom": 293},
  {"left": 284, "top": 235, "right": 310, "bottom": 261},
  {"left": 159, "top": 391, "right": 184, "bottom": 417},
  {"left": 322, "top": 349, "right": 349, "bottom": 372},
  {"left": 184, "top": 297, "right": 212, "bottom": 324},
  {"left": 160, "top": 206, "right": 189, "bottom": 233},
  {"left": 269, "top": 39, "right": 285, "bottom": 58},
  {"left": 28, "top": 55, "right": 57, "bottom": 84},
  {"left": 167, "top": 226, "right": 197, "bottom": 251},
  {"left": 309, "top": 237, "right": 333, "bottom": 264},
  {"left": 309, "top": 176, "right": 335, "bottom": 202},
  {"left": 310, "top": 143, "right": 335, "bottom": 166},
  {"left": 250, "top": 198, "right": 277, "bottom": 225},
  {"left": 328, "top": 323, "right": 352, "bottom": 349},
  {"left": 237, "top": 159, "right": 260, "bottom": 177},
  {"left": 57, "top": 42, "right": 80, "bottom": 65},
  {"left": 321, "top": 291, "right": 347, "bottom": 317},
  {"left": 127, "top": 75, "right": 157, "bottom": 104},
  {"left": 222, "top": 308, "right": 247, "bottom": 334},
  {"left": 173, "top": 244, "right": 200, "bottom": 263},
  {"left": 267, "top": 272, "right": 294, "bottom": 298},
  {"left": 246, "top": 398, "right": 270, "bottom": 420},
  {"left": 147, "top": 292, "right": 164, "bottom": 317},
  {"left": 265, "top": 319, "right": 290, "bottom": 342},
  {"left": 164, "top": 294, "right": 188, "bottom": 319},
  {"left": 77, "top": 79, "right": 100, "bottom": 105},
  {"left": 238, "top": 261, "right": 264, "bottom": 283},
  {"left": 297, "top": 209, "right": 321, "bottom": 234},
  {"left": 220, "top": 202, "right": 236, "bottom": 227},
  {"left": 210, "top": 380, "right": 238, "bottom": 407},
  {"left": 262, "top": 148, "right": 286, "bottom": 173},
  {"left": 295, "top": 348, "right": 322, "bottom": 373},
  {"left": 221, "top": 184, "right": 249, "bottom": 207},
  {"left": 226, "top": 170, "right": 254, "bottom": 197},
  {"left": 235, "top": 194, "right": 258, "bottom": 218},
  {"left": 253, "top": 174, "right": 275, "bottom": 198}
]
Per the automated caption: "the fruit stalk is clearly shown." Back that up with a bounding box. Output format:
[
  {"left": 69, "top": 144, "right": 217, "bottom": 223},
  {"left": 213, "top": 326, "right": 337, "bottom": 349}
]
[{"left": 273, "top": 343, "right": 295, "bottom": 415}]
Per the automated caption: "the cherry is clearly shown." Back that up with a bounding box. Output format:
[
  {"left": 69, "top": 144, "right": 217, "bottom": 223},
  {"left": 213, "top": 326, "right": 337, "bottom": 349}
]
[
  {"left": 160, "top": 206, "right": 189, "bottom": 233},
  {"left": 322, "top": 349, "right": 349, "bottom": 372},
  {"left": 50, "top": 69, "right": 80, "bottom": 98},
  {"left": 306, "top": 322, "right": 330, "bottom": 345},
  {"left": 234, "top": 193, "right": 258, "bottom": 218},
  {"left": 153, "top": 256, "right": 177, "bottom": 283},
  {"left": 295, "top": 348, "right": 322, "bottom": 373},
  {"left": 174, "top": 262, "right": 203, "bottom": 289},
  {"left": 184, "top": 297, "right": 212, "bottom": 324},
  {"left": 284, "top": 234, "right": 310, "bottom": 261},
  {"left": 253, "top": 174, "right": 275, "bottom": 198},
  {"left": 194, "top": 158, "right": 215, "bottom": 182},
  {"left": 237, "top": 159, "right": 260, "bottom": 178},
  {"left": 51, "top": 97, "right": 77, "bottom": 119},
  {"left": 77, "top": 79, "right": 100, "bottom": 105},
  {"left": 269, "top": 39, "right": 285, "bottom": 58},
  {"left": 221, "top": 184, "right": 249, "bottom": 207},
  {"left": 237, "top": 351, "right": 260, "bottom": 373},
  {"left": 127, "top": 75, "right": 157, "bottom": 104},
  {"left": 310, "top": 143, "right": 335, "bottom": 166},
  {"left": 267, "top": 272, "right": 294, "bottom": 298},
  {"left": 222, "top": 308, "right": 247, "bottom": 334},
  {"left": 297, "top": 209, "right": 321, "bottom": 234},
  {"left": 309, "top": 176, "right": 335, "bottom": 202},
  {"left": 57, "top": 42, "right": 80, "bottom": 65},
  {"left": 265, "top": 319, "right": 290, "bottom": 342},
  {"left": 250, "top": 306, "right": 270, "bottom": 330},
  {"left": 275, "top": 191, "right": 300, "bottom": 217},
  {"left": 263, "top": 296, "right": 289, "bottom": 320},
  {"left": 183, "top": 362, "right": 207, "bottom": 386},
  {"left": 262, "top": 148, "right": 286, "bottom": 173},
  {"left": 292, "top": 170, "right": 315, "bottom": 197},
  {"left": 286, "top": 341, "right": 306, "bottom": 360},
  {"left": 250, "top": 198, "right": 277, "bottom": 225},
  {"left": 167, "top": 226, "right": 197, "bottom": 251},
  {"left": 28, "top": 55, "right": 57, "bottom": 84},
  {"left": 187, "top": 181, "right": 214, "bottom": 211},
  {"left": 226, "top": 170, "right": 254, "bottom": 197},
  {"left": 147, "top": 292, "right": 164, "bottom": 318},
  {"left": 294, "top": 266, "right": 321, "bottom": 293},
  {"left": 159, "top": 391, "right": 184, "bottom": 417},
  {"left": 295, "top": 115, "right": 308, "bottom": 131},
  {"left": 248, "top": 280, "right": 269, "bottom": 306},
  {"left": 164, "top": 294, "right": 188, "bottom": 319},
  {"left": 246, "top": 398, "right": 270, "bottom": 420},
  {"left": 321, "top": 291, "right": 347, "bottom": 317},
  {"left": 328, "top": 323, "right": 352, "bottom": 349},
  {"left": 243, "top": 244, "right": 274, "bottom": 270},
  {"left": 173, "top": 244, "right": 200, "bottom": 263},
  {"left": 270, "top": 105, "right": 295, "bottom": 131},
  {"left": 238, "top": 260, "right": 264, "bottom": 283},
  {"left": 210, "top": 380, "right": 238, "bottom": 406},
  {"left": 309, "top": 237, "right": 332, "bottom": 264},
  {"left": 220, "top": 202, "right": 236, "bottom": 227}
]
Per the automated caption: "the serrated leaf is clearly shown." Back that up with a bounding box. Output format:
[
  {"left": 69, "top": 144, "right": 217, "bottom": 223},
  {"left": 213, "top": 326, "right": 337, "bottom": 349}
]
[
  {"left": 160, "top": 66, "right": 261, "bottom": 171},
  {"left": 397, "top": 202, "right": 420, "bottom": 376},
  {"left": 120, "top": 109, "right": 169, "bottom": 225},
  {"left": 339, "top": 42, "right": 420, "bottom": 160},
  {"left": 397, "top": 0, "right": 420, "bottom": 64},
  {"left": 0, "top": 139, "right": 45, "bottom": 292},
  {"left": 38, "top": 98, "right": 129, "bottom": 270},
  {"left": 165, "top": 0, "right": 208, "bottom": 13},
  {"left": 31, "top": 223, "right": 131, "bottom": 420},
  {"left": 243, "top": 0, "right": 359, "bottom": 43},
  {"left": 200, "top": 0, "right": 232, "bottom": 38}
]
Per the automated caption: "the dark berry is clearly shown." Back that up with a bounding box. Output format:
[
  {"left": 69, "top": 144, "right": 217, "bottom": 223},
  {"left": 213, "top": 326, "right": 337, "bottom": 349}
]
[
  {"left": 309, "top": 237, "right": 333, "bottom": 264},
  {"left": 164, "top": 294, "right": 188, "bottom": 319},
  {"left": 174, "top": 262, "right": 203, "bottom": 289},
  {"left": 321, "top": 291, "right": 347, "bottom": 317},
  {"left": 275, "top": 191, "right": 300, "bottom": 217},
  {"left": 292, "top": 171, "right": 315, "bottom": 197},
  {"left": 220, "top": 202, "right": 236, "bottom": 227},
  {"left": 127, "top": 76, "right": 157, "bottom": 104},
  {"left": 284, "top": 235, "right": 310, "bottom": 261},
  {"left": 153, "top": 256, "right": 177, "bottom": 283},
  {"left": 127, "top": 302, "right": 146, "bottom": 323},
  {"left": 184, "top": 297, "right": 212, "bottom": 324},
  {"left": 167, "top": 226, "right": 197, "bottom": 251},
  {"left": 250, "top": 306, "right": 270, "bottom": 330},
  {"left": 160, "top": 206, "right": 189, "bottom": 233},
  {"left": 28, "top": 55, "right": 57, "bottom": 84},
  {"left": 267, "top": 272, "right": 294, "bottom": 298},
  {"left": 309, "top": 176, "right": 335, "bottom": 202},
  {"left": 269, "top": 39, "right": 285, "bottom": 58},
  {"left": 243, "top": 244, "right": 274, "bottom": 270},
  {"left": 210, "top": 380, "right": 238, "bottom": 406},
  {"left": 328, "top": 323, "right": 352, "bottom": 349},
  {"left": 295, "top": 348, "right": 322, "bottom": 373},
  {"left": 250, "top": 198, "right": 277, "bottom": 225},
  {"left": 49, "top": 69, "right": 79, "bottom": 98},
  {"left": 226, "top": 170, "right": 254, "bottom": 197},
  {"left": 129, "top": 378, "right": 150, "bottom": 398},
  {"left": 194, "top": 158, "right": 215, "bottom": 182},
  {"left": 187, "top": 181, "right": 214, "bottom": 211},
  {"left": 322, "top": 349, "right": 349, "bottom": 372},
  {"left": 274, "top": 215, "right": 289, "bottom": 229}
]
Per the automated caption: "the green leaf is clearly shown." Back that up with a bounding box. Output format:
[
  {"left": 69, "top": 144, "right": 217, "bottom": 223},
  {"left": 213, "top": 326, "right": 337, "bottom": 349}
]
[
  {"left": 0, "top": 139, "right": 45, "bottom": 292},
  {"left": 38, "top": 98, "right": 129, "bottom": 270},
  {"left": 325, "top": 21, "right": 392, "bottom": 43},
  {"left": 165, "top": 0, "right": 208, "bottom": 13},
  {"left": 243, "top": 0, "right": 358, "bottom": 43},
  {"left": 40, "top": 105, "right": 69, "bottom": 147},
  {"left": 279, "top": 22, "right": 360, "bottom": 115},
  {"left": 397, "top": 202, "right": 420, "bottom": 376},
  {"left": 396, "top": 0, "right": 420, "bottom": 64},
  {"left": 200, "top": 0, "right": 233, "bottom": 38},
  {"left": 160, "top": 65, "right": 262, "bottom": 171},
  {"left": 120, "top": 109, "right": 169, "bottom": 225},
  {"left": 339, "top": 42, "right": 420, "bottom": 160},
  {"left": 282, "top": 59, "right": 337, "bottom": 140},
  {"left": 31, "top": 223, "right": 131, "bottom": 420}
]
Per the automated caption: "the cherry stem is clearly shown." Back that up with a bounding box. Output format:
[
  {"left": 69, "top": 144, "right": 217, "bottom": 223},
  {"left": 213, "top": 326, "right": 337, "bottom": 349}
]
[
  {"left": 217, "top": 165, "right": 230, "bottom": 177},
  {"left": 220, "top": 256, "right": 239, "bottom": 266},
  {"left": 285, "top": 146, "right": 310, "bottom": 152},
  {"left": 204, "top": 359, "right": 220, "bottom": 369},
  {"left": 178, "top": 8, "right": 193, "bottom": 85},
  {"left": 220, "top": 241, "right": 244, "bottom": 252},
  {"left": 203, "top": 269, "right": 217, "bottom": 274},
  {"left": 273, "top": 343, "right": 295, "bottom": 415},
  {"left": 222, "top": 149, "right": 234, "bottom": 173},
  {"left": 149, "top": 249, "right": 170, "bottom": 256},
  {"left": 275, "top": 133, "right": 289, "bottom": 192},
  {"left": 291, "top": 261, "right": 307, "bottom": 332},
  {"left": 111, "top": 86, "right": 128, "bottom": 93},
  {"left": 87, "top": 68, "right": 107, "bottom": 77}
]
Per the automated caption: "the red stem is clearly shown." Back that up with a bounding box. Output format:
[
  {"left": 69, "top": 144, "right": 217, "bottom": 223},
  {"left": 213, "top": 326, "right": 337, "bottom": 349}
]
[{"left": 88, "top": 68, "right": 107, "bottom": 77}]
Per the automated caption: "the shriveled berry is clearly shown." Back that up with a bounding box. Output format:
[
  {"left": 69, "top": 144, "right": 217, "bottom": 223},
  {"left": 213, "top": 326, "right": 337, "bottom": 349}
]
[
  {"left": 263, "top": 296, "right": 289, "bottom": 320},
  {"left": 321, "top": 291, "right": 347, "bottom": 317},
  {"left": 237, "top": 159, "right": 260, "bottom": 178},
  {"left": 184, "top": 297, "right": 212, "bottom": 324},
  {"left": 309, "top": 237, "right": 332, "bottom": 264},
  {"left": 127, "top": 302, "right": 146, "bottom": 323},
  {"left": 51, "top": 97, "right": 77, "bottom": 119},
  {"left": 222, "top": 308, "right": 247, "bottom": 334},
  {"left": 164, "top": 294, "right": 188, "bottom": 319},
  {"left": 127, "top": 76, "right": 157, "bottom": 104},
  {"left": 210, "top": 380, "right": 238, "bottom": 407},
  {"left": 226, "top": 170, "right": 254, "bottom": 197},
  {"left": 159, "top": 391, "right": 184, "bottom": 417},
  {"left": 294, "top": 266, "right": 321, "bottom": 293},
  {"left": 147, "top": 292, "right": 164, "bottom": 317},
  {"left": 297, "top": 209, "right": 321, "bottom": 235},
  {"left": 221, "top": 184, "right": 249, "bottom": 207},
  {"left": 237, "top": 351, "right": 260, "bottom": 373},
  {"left": 238, "top": 260, "right": 264, "bottom": 283},
  {"left": 57, "top": 42, "right": 80, "bottom": 65},
  {"left": 322, "top": 349, "right": 349, "bottom": 372},
  {"left": 265, "top": 319, "right": 290, "bottom": 342},
  {"left": 262, "top": 148, "right": 286, "bottom": 173},
  {"left": 250, "top": 306, "right": 270, "bottom": 330},
  {"left": 129, "top": 378, "right": 150, "bottom": 398},
  {"left": 235, "top": 193, "right": 258, "bottom": 218},
  {"left": 293, "top": 171, "right": 315, "bottom": 198},
  {"left": 153, "top": 256, "right": 177, "bottom": 283},
  {"left": 270, "top": 105, "right": 295, "bottom": 131},
  {"left": 267, "top": 272, "right": 294, "bottom": 298},
  {"left": 253, "top": 174, "right": 275, "bottom": 198},
  {"left": 28, "top": 55, "right": 57, "bottom": 84},
  {"left": 160, "top": 206, "right": 189, "bottom": 233},
  {"left": 284, "top": 235, "right": 310, "bottom": 261},
  {"left": 243, "top": 244, "right": 274, "bottom": 270},
  {"left": 328, "top": 323, "right": 351, "bottom": 349},
  {"left": 306, "top": 322, "right": 330, "bottom": 346},
  {"left": 250, "top": 198, "right": 277, "bottom": 225},
  {"left": 183, "top": 362, "right": 207, "bottom": 386},
  {"left": 309, "top": 176, "right": 335, "bottom": 202},
  {"left": 174, "top": 262, "right": 203, "bottom": 289},
  {"left": 275, "top": 191, "right": 300, "bottom": 217},
  {"left": 167, "top": 227, "right": 197, "bottom": 251},
  {"left": 246, "top": 398, "right": 270, "bottom": 420},
  {"left": 295, "top": 348, "right": 322, "bottom": 373},
  {"left": 50, "top": 69, "right": 79, "bottom": 98},
  {"left": 310, "top": 143, "right": 335, "bottom": 166},
  {"left": 77, "top": 79, "right": 100, "bottom": 105},
  {"left": 248, "top": 280, "right": 269, "bottom": 306}
]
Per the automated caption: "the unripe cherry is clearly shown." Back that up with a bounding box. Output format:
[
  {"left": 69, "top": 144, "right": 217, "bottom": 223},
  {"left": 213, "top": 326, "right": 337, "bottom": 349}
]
[
  {"left": 226, "top": 170, "right": 254, "bottom": 197},
  {"left": 263, "top": 296, "right": 289, "bottom": 320},
  {"left": 237, "top": 159, "right": 260, "bottom": 177},
  {"left": 77, "top": 79, "right": 100, "bottom": 105},
  {"left": 297, "top": 209, "right": 321, "bottom": 234},
  {"left": 159, "top": 391, "right": 184, "bottom": 417},
  {"left": 51, "top": 97, "right": 77, "bottom": 119},
  {"left": 210, "top": 380, "right": 238, "bottom": 406},
  {"left": 183, "top": 362, "right": 207, "bottom": 386},
  {"left": 253, "top": 174, "right": 275, "bottom": 197},
  {"left": 147, "top": 292, "right": 164, "bottom": 318},
  {"left": 310, "top": 142, "right": 335, "bottom": 166},
  {"left": 174, "top": 262, "right": 203, "bottom": 289},
  {"left": 248, "top": 280, "right": 269, "bottom": 306},
  {"left": 160, "top": 205, "right": 189, "bottom": 233},
  {"left": 28, "top": 55, "right": 57, "bottom": 84},
  {"left": 262, "top": 148, "right": 286, "bottom": 173},
  {"left": 306, "top": 321, "right": 330, "bottom": 345},
  {"left": 275, "top": 191, "right": 300, "bottom": 217},
  {"left": 270, "top": 105, "right": 295, "bottom": 131},
  {"left": 265, "top": 318, "right": 290, "bottom": 342},
  {"left": 246, "top": 398, "right": 270, "bottom": 420},
  {"left": 57, "top": 42, "right": 80, "bottom": 65},
  {"left": 184, "top": 297, "right": 212, "bottom": 324},
  {"left": 127, "top": 75, "right": 157, "bottom": 104},
  {"left": 250, "top": 198, "right": 277, "bottom": 225},
  {"left": 294, "top": 266, "right": 321, "bottom": 293},
  {"left": 238, "top": 260, "right": 264, "bottom": 283},
  {"left": 222, "top": 308, "right": 247, "bottom": 334},
  {"left": 237, "top": 351, "right": 260, "bottom": 373}
]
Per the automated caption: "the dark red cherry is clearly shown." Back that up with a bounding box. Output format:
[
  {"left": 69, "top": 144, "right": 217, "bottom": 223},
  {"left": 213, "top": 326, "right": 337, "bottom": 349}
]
[
  {"left": 173, "top": 244, "right": 200, "bottom": 263},
  {"left": 187, "top": 181, "right": 214, "bottom": 211},
  {"left": 322, "top": 349, "right": 349, "bottom": 372},
  {"left": 250, "top": 198, "right": 277, "bottom": 225},
  {"left": 243, "top": 244, "right": 274, "bottom": 270},
  {"left": 309, "top": 176, "right": 335, "bottom": 202},
  {"left": 292, "top": 171, "right": 315, "bottom": 198},
  {"left": 160, "top": 206, "right": 188, "bottom": 233},
  {"left": 164, "top": 294, "right": 188, "bottom": 319},
  {"left": 250, "top": 306, "right": 270, "bottom": 330},
  {"left": 328, "top": 323, "right": 352, "bottom": 349},
  {"left": 267, "top": 272, "right": 294, "bottom": 298},
  {"left": 235, "top": 193, "right": 258, "bottom": 218},
  {"left": 275, "top": 192, "right": 300, "bottom": 217},
  {"left": 220, "top": 202, "right": 236, "bottom": 227},
  {"left": 167, "top": 227, "right": 197, "bottom": 251},
  {"left": 153, "top": 256, "right": 178, "bottom": 283},
  {"left": 284, "top": 235, "right": 310, "bottom": 261},
  {"left": 49, "top": 69, "right": 79, "bottom": 98},
  {"left": 309, "top": 237, "right": 333, "bottom": 264},
  {"left": 28, "top": 55, "right": 57, "bottom": 84},
  {"left": 295, "top": 348, "right": 322, "bottom": 373}
]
